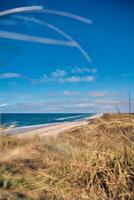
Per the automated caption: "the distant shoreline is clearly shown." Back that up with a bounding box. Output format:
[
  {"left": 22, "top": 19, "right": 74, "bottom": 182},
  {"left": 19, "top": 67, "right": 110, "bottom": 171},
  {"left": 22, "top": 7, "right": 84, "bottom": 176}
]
[
  {"left": 1, "top": 113, "right": 94, "bottom": 130},
  {"left": 4, "top": 113, "right": 98, "bottom": 134},
  {"left": 9, "top": 113, "right": 104, "bottom": 137}
]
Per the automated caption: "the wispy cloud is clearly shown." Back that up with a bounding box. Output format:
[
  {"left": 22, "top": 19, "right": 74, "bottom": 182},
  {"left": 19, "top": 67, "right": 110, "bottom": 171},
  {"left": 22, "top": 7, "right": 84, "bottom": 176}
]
[
  {"left": 27, "top": 68, "right": 96, "bottom": 84},
  {"left": 0, "top": 100, "right": 97, "bottom": 112},
  {"left": 0, "top": 73, "right": 36, "bottom": 85},
  {"left": 51, "top": 69, "right": 66, "bottom": 78},
  {"left": 1, "top": 96, "right": 133, "bottom": 113},
  {"left": 94, "top": 99, "right": 133, "bottom": 108},
  {"left": 63, "top": 75, "right": 95, "bottom": 82},
  {"left": 72, "top": 67, "right": 97, "bottom": 74},
  {"left": 32, "top": 74, "right": 95, "bottom": 84},
  {"left": 0, "top": 68, "right": 96, "bottom": 84},
  {"left": 89, "top": 91, "right": 108, "bottom": 97},
  {"left": 0, "top": 103, "right": 8, "bottom": 107},
  {"left": 88, "top": 91, "right": 121, "bottom": 98},
  {"left": 63, "top": 91, "right": 80, "bottom": 96},
  {"left": 39, "top": 74, "right": 95, "bottom": 83},
  {"left": 74, "top": 103, "right": 96, "bottom": 108},
  {"left": 0, "top": 73, "right": 21, "bottom": 79}
]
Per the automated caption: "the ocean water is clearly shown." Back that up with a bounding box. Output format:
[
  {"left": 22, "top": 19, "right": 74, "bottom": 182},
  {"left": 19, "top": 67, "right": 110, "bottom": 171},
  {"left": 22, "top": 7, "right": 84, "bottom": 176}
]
[{"left": 1, "top": 113, "right": 94, "bottom": 128}]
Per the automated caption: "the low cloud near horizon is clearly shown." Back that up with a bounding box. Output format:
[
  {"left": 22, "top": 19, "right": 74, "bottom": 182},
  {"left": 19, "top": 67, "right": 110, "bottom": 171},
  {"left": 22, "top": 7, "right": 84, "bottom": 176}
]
[
  {"left": 1, "top": 91, "right": 133, "bottom": 113},
  {"left": 0, "top": 66, "right": 97, "bottom": 84}
]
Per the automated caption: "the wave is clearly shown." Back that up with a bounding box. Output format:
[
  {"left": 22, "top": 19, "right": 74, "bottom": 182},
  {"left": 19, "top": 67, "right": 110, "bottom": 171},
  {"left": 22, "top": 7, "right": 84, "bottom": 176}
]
[{"left": 55, "top": 114, "right": 87, "bottom": 121}]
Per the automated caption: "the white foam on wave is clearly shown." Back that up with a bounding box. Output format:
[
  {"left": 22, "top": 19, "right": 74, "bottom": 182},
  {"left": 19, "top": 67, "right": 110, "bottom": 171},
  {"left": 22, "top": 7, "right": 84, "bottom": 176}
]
[{"left": 55, "top": 114, "right": 87, "bottom": 121}]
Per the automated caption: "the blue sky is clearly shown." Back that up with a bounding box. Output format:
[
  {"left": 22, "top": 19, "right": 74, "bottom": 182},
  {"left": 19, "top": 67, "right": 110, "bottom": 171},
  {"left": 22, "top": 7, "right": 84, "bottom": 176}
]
[{"left": 0, "top": 0, "right": 134, "bottom": 113}]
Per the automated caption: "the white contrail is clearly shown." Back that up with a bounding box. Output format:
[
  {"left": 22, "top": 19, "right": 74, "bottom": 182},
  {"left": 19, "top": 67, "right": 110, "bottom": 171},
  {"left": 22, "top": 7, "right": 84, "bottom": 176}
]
[
  {"left": 39, "top": 9, "right": 92, "bottom": 25},
  {"left": 14, "top": 16, "right": 92, "bottom": 63},
  {"left": 0, "top": 6, "right": 43, "bottom": 17},
  {"left": 0, "top": 6, "right": 92, "bottom": 61},
  {"left": 0, "top": 31, "right": 76, "bottom": 47},
  {"left": 0, "top": 6, "right": 92, "bottom": 25}
]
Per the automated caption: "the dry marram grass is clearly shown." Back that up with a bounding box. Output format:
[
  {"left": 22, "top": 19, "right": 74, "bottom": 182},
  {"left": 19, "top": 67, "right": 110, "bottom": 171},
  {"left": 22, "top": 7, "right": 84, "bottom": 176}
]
[{"left": 0, "top": 114, "right": 134, "bottom": 200}]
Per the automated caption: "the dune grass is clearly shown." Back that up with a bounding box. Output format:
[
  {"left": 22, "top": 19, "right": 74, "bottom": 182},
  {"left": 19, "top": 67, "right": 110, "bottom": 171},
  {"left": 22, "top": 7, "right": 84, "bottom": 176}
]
[{"left": 0, "top": 114, "right": 134, "bottom": 200}]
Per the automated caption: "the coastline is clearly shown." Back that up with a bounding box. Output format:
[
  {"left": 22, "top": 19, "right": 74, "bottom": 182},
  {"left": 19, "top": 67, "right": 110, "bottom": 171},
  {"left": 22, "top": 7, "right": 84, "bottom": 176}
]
[
  {"left": 13, "top": 113, "right": 104, "bottom": 137},
  {"left": 3, "top": 113, "right": 93, "bottom": 133}
]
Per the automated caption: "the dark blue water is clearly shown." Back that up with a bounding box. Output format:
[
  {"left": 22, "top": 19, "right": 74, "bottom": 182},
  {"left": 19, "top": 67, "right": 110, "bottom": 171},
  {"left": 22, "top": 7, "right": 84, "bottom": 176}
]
[{"left": 1, "top": 113, "right": 94, "bottom": 128}]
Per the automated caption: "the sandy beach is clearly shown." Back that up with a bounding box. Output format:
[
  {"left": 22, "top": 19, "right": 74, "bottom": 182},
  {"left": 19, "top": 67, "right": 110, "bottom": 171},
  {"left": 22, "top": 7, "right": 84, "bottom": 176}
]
[
  {"left": 20, "top": 121, "right": 87, "bottom": 137},
  {"left": 14, "top": 113, "right": 104, "bottom": 138}
]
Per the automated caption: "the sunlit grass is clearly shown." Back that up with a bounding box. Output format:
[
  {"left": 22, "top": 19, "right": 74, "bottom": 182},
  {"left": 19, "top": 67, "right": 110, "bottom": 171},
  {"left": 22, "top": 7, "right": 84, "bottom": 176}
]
[{"left": 0, "top": 114, "right": 134, "bottom": 200}]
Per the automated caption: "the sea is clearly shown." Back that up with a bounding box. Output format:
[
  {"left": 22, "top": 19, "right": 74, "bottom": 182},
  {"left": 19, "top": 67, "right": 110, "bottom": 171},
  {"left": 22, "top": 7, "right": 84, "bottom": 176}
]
[{"left": 1, "top": 113, "right": 95, "bottom": 129}]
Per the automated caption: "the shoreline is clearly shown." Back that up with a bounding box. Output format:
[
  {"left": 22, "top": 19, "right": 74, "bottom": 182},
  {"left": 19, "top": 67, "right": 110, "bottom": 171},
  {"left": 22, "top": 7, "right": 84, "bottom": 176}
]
[
  {"left": 13, "top": 113, "right": 104, "bottom": 137},
  {"left": 7, "top": 113, "right": 96, "bottom": 134}
]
